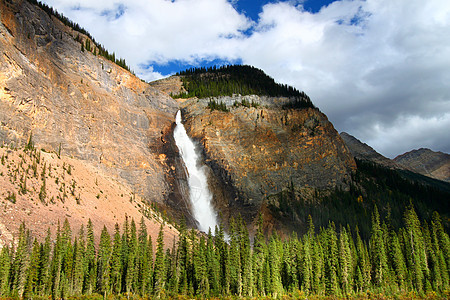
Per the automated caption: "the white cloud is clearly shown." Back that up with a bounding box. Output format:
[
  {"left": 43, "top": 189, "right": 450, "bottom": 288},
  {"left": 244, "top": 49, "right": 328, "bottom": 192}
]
[
  {"left": 41, "top": 0, "right": 450, "bottom": 157},
  {"left": 43, "top": 0, "right": 251, "bottom": 77},
  {"left": 237, "top": 0, "right": 450, "bottom": 157}
]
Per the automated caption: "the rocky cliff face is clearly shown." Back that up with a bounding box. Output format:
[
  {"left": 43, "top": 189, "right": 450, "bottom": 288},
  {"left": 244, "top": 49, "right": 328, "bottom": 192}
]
[
  {"left": 0, "top": 0, "right": 179, "bottom": 204},
  {"left": 180, "top": 95, "right": 356, "bottom": 223},
  {"left": 394, "top": 148, "right": 450, "bottom": 183},
  {"left": 0, "top": 0, "right": 360, "bottom": 235}
]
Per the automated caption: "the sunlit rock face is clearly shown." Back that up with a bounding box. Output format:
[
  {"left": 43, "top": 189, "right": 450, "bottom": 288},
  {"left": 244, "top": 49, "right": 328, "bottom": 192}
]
[
  {"left": 180, "top": 96, "right": 356, "bottom": 224},
  {"left": 0, "top": 0, "right": 178, "bottom": 203}
]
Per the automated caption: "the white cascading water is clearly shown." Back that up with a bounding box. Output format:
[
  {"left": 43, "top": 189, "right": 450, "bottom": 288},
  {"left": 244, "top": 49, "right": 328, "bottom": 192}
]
[{"left": 173, "top": 110, "right": 218, "bottom": 233}]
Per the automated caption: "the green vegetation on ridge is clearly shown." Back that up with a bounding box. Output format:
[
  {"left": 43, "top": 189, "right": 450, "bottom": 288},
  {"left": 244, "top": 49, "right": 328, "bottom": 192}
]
[
  {"left": 25, "top": 0, "right": 133, "bottom": 73},
  {"left": 172, "top": 65, "right": 315, "bottom": 109}
]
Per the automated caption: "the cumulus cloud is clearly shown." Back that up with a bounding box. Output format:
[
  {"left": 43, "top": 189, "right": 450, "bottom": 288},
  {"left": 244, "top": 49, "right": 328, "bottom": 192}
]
[
  {"left": 41, "top": 0, "right": 450, "bottom": 157},
  {"left": 237, "top": 0, "right": 450, "bottom": 157},
  {"left": 43, "top": 0, "right": 251, "bottom": 75}
]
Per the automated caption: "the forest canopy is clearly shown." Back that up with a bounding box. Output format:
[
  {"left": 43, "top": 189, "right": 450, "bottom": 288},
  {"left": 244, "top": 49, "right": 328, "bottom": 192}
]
[{"left": 172, "top": 65, "right": 315, "bottom": 109}]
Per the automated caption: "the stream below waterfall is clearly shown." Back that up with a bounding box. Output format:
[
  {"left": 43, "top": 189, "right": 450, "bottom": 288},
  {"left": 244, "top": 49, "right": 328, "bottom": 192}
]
[{"left": 173, "top": 110, "right": 218, "bottom": 233}]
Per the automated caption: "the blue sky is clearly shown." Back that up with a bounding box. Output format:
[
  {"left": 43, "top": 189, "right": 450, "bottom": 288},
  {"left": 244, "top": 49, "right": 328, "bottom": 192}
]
[
  {"left": 152, "top": 0, "right": 339, "bottom": 75},
  {"left": 41, "top": 0, "right": 450, "bottom": 158}
]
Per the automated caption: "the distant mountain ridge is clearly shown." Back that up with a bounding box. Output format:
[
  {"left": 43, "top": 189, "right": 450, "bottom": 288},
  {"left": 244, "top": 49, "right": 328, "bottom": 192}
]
[
  {"left": 394, "top": 148, "right": 450, "bottom": 183},
  {"left": 339, "top": 132, "right": 401, "bottom": 169},
  {"left": 341, "top": 132, "right": 450, "bottom": 183}
]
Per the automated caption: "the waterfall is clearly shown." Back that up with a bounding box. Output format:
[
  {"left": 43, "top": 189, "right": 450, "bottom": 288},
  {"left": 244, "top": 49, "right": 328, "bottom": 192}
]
[{"left": 173, "top": 110, "right": 218, "bottom": 233}]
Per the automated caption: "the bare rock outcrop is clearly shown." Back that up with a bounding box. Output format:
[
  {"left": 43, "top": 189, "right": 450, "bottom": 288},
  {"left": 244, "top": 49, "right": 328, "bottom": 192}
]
[
  {"left": 180, "top": 96, "right": 356, "bottom": 222},
  {"left": 0, "top": 0, "right": 179, "bottom": 204}
]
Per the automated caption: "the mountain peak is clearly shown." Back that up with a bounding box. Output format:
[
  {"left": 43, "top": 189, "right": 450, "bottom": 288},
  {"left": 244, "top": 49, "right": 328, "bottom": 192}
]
[
  {"left": 394, "top": 148, "right": 450, "bottom": 183},
  {"left": 340, "top": 132, "right": 400, "bottom": 169}
]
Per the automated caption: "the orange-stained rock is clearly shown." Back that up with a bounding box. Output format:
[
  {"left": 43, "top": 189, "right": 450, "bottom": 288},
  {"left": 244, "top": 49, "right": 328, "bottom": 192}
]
[
  {"left": 0, "top": 0, "right": 179, "bottom": 205},
  {"left": 180, "top": 96, "right": 356, "bottom": 223}
]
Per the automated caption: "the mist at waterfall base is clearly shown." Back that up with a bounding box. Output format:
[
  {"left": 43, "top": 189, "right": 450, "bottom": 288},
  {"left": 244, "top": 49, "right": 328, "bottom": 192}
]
[{"left": 173, "top": 110, "right": 219, "bottom": 233}]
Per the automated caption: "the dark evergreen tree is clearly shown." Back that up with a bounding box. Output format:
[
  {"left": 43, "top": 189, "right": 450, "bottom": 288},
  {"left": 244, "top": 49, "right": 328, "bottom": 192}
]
[
  {"left": 153, "top": 223, "right": 166, "bottom": 297},
  {"left": 84, "top": 219, "right": 96, "bottom": 294},
  {"left": 323, "top": 223, "right": 339, "bottom": 295},
  {"left": 97, "top": 225, "right": 111, "bottom": 296},
  {"left": 252, "top": 214, "right": 267, "bottom": 296},
  {"left": 0, "top": 245, "right": 11, "bottom": 296},
  {"left": 110, "top": 223, "right": 122, "bottom": 294},
  {"left": 403, "top": 204, "right": 427, "bottom": 292},
  {"left": 369, "top": 207, "right": 388, "bottom": 288}
]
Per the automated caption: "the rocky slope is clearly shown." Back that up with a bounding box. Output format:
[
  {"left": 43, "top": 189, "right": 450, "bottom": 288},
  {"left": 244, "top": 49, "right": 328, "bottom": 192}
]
[
  {"left": 341, "top": 132, "right": 450, "bottom": 183},
  {"left": 394, "top": 148, "right": 450, "bottom": 183},
  {"left": 0, "top": 0, "right": 179, "bottom": 203},
  {"left": 0, "top": 0, "right": 184, "bottom": 242},
  {"left": 340, "top": 132, "right": 401, "bottom": 169},
  {"left": 180, "top": 95, "right": 356, "bottom": 224},
  {"left": 0, "top": 146, "right": 178, "bottom": 248}
]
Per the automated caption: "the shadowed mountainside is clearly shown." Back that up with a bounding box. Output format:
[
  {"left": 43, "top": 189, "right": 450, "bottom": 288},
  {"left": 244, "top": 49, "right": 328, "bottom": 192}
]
[{"left": 395, "top": 148, "right": 450, "bottom": 183}]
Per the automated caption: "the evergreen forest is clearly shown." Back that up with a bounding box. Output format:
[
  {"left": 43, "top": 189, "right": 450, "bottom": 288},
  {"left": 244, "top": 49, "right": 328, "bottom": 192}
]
[
  {"left": 271, "top": 159, "right": 450, "bottom": 241},
  {"left": 172, "top": 65, "right": 315, "bottom": 109},
  {"left": 0, "top": 205, "right": 449, "bottom": 299}
]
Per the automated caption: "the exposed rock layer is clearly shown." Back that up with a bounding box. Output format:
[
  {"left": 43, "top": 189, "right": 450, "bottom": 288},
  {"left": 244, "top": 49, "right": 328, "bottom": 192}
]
[
  {"left": 0, "top": 0, "right": 179, "bottom": 204},
  {"left": 180, "top": 96, "right": 356, "bottom": 222}
]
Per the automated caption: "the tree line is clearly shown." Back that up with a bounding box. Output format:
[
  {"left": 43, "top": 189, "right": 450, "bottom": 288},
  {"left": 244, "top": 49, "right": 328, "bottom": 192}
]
[
  {"left": 25, "top": 0, "right": 133, "bottom": 73},
  {"left": 270, "top": 159, "right": 450, "bottom": 241},
  {"left": 172, "top": 65, "right": 315, "bottom": 109},
  {"left": 0, "top": 205, "right": 448, "bottom": 299}
]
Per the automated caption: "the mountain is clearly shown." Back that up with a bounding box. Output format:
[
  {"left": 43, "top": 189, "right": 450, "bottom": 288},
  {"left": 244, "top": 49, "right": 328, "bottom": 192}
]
[
  {"left": 0, "top": 0, "right": 181, "bottom": 243},
  {"left": 1, "top": 0, "right": 448, "bottom": 242},
  {"left": 340, "top": 132, "right": 401, "bottom": 169},
  {"left": 394, "top": 148, "right": 450, "bottom": 183},
  {"left": 341, "top": 132, "right": 450, "bottom": 184}
]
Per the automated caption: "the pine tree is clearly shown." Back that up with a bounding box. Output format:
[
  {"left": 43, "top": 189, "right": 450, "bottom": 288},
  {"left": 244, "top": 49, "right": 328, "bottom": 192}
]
[
  {"left": 11, "top": 222, "right": 31, "bottom": 297},
  {"left": 136, "top": 217, "right": 150, "bottom": 295},
  {"left": 110, "top": 223, "right": 122, "bottom": 294},
  {"left": 301, "top": 216, "right": 315, "bottom": 294},
  {"left": 369, "top": 206, "right": 388, "bottom": 288},
  {"left": 324, "top": 223, "right": 339, "bottom": 295},
  {"left": 403, "top": 204, "right": 427, "bottom": 292},
  {"left": 120, "top": 216, "right": 130, "bottom": 293},
  {"left": 281, "top": 233, "right": 302, "bottom": 292},
  {"left": 338, "top": 226, "right": 352, "bottom": 295},
  {"left": 311, "top": 231, "right": 325, "bottom": 295},
  {"left": 72, "top": 237, "right": 84, "bottom": 295},
  {"left": 125, "top": 219, "right": 138, "bottom": 294},
  {"left": 388, "top": 229, "right": 407, "bottom": 290},
  {"left": 252, "top": 214, "right": 267, "bottom": 296},
  {"left": 215, "top": 224, "right": 230, "bottom": 295},
  {"left": 268, "top": 233, "right": 283, "bottom": 297},
  {"left": 228, "top": 217, "right": 242, "bottom": 296},
  {"left": 153, "top": 223, "right": 166, "bottom": 297},
  {"left": 193, "top": 235, "right": 209, "bottom": 296},
  {"left": 431, "top": 212, "right": 449, "bottom": 291},
  {"left": 206, "top": 229, "right": 220, "bottom": 295},
  {"left": 431, "top": 211, "right": 450, "bottom": 286},
  {"left": 355, "top": 226, "right": 371, "bottom": 292},
  {"left": 0, "top": 245, "right": 11, "bottom": 295},
  {"left": 239, "top": 217, "right": 253, "bottom": 297},
  {"left": 84, "top": 219, "right": 96, "bottom": 294},
  {"left": 97, "top": 225, "right": 112, "bottom": 296},
  {"left": 39, "top": 228, "right": 52, "bottom": 296}
]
